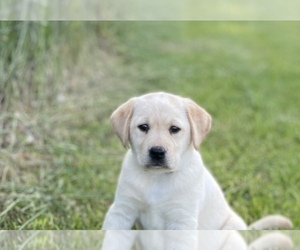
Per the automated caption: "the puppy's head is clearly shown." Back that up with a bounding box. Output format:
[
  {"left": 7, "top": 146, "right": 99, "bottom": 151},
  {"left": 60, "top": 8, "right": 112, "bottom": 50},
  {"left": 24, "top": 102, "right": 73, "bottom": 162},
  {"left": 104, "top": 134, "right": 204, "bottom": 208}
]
[{"left": 111, "top": 92, "right": 211, "bottom": 172}]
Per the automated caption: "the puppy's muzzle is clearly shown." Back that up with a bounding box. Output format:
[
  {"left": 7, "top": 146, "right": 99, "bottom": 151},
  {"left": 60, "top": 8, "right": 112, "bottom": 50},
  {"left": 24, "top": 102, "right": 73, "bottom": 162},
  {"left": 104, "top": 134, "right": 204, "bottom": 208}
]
[
  {"left": 149, "top": 146, "right": 166, "bottom": 161},
  {"left": 146, "top": 146, "right": 170, "bottom": 169}
]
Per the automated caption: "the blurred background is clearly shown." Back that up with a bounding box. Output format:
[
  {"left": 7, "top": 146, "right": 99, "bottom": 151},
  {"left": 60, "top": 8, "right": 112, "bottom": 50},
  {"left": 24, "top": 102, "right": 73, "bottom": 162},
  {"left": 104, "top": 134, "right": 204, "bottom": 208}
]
[
  {"left": 2, "top": 0, "right": 300, "bottom": 20},
  {"left": 0, "top": 22, "right": 299, "bottom": 232}
]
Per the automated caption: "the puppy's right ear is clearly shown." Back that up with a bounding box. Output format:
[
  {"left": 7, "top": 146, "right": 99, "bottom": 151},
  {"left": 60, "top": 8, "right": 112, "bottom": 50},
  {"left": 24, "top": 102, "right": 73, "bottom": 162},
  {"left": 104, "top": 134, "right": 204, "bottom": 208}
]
[{"left": 110, "top": 98, "right": 136, "bottom": 148}]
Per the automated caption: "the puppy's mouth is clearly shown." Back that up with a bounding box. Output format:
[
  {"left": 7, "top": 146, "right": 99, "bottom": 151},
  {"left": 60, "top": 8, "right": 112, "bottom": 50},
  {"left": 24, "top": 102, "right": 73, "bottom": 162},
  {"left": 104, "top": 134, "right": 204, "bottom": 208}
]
[{"left": 144, "top": 161, "right": 171, "bottom": 170}]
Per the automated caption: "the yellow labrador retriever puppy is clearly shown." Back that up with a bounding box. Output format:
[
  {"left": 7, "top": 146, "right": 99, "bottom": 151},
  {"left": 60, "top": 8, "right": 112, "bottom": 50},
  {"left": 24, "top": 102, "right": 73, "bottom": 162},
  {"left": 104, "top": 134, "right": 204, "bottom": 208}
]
[{"left": 102, "top": 92, "right": 291, "bottom": 231}]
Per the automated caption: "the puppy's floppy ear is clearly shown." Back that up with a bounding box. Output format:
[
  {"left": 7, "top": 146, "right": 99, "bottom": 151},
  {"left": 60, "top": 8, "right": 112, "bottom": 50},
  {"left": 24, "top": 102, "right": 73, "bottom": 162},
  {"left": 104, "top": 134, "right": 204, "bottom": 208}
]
[
  {"left": 185, "top": 98, "right": 212, "bottom": 149},
  {"left": 110, "top": 98, "right": 136, "bottom": 148}
]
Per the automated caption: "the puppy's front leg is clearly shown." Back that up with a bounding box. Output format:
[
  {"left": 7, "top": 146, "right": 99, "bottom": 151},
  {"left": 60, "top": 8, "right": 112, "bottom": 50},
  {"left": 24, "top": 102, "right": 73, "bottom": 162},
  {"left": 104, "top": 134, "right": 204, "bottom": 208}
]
[
  {"left": 165, "top": 231, "right": 198, "bottom": 250},
  {"left": 166, "top": 215, "right": 198, "bottom": 230},
  {"left": 102, "top": 200, "right": 137, "bottom": 230},
  {"left": 101, "top": 230, "right": 138, "bottom": 250},
  {"left": 163, "top": 204, "right": 199, "bottom": 249},
  {"left": 165, "top": 204, "right": 199, "bottom": 230}
]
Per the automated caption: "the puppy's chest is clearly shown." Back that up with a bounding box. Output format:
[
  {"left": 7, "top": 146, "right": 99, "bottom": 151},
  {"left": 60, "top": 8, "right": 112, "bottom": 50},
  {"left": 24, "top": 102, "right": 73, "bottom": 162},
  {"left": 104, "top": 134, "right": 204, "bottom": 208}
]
[
  {"left": 136, "top": 182, "right": 174, "bottom": 229},
  {"left": 146, "top": 183, "right": 169, "bottom": 202}
]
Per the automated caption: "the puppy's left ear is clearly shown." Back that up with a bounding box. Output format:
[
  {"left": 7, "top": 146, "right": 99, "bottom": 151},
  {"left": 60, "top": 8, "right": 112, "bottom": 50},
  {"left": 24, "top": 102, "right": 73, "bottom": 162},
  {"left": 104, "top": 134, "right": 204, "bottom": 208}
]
[
  {"left": 185, "top": 99, "right": 212, "bottom": 149},
  {"left": 111, "top": 98, "right": 136, "bottom": 148}
]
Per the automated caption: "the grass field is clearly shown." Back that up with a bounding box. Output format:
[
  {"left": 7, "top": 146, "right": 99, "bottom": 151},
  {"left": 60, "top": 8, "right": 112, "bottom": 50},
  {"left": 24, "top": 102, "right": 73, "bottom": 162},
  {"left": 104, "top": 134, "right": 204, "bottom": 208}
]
[{"left": 0, "top": 21, "right": 299, "bottom": 238}]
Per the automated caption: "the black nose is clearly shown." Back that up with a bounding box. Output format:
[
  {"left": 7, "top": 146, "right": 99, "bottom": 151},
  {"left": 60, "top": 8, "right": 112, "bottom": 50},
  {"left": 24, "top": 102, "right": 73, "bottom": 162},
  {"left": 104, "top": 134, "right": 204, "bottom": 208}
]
[{"left": 149, "top": 146, "right": 166, "bottom": 160}]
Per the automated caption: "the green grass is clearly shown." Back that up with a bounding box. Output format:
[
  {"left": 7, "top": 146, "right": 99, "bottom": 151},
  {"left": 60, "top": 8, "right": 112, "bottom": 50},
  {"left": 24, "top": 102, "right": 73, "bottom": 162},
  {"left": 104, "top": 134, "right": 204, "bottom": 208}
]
[
  {"left": 0, "top": 21, "right": 299, "bottom": 241},
  {"left": 0, "top": 231, "right": 105, "bottom": 249}
]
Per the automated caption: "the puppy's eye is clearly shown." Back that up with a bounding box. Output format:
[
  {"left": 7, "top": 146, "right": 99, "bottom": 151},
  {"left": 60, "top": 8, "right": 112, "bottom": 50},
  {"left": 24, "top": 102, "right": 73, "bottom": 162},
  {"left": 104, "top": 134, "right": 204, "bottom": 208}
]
[
  {"left": 169, "top": 126, "right": 181, "bottom": 134},
  {"left": 138, "top": 124, "right": 149, "bottom": 133}
]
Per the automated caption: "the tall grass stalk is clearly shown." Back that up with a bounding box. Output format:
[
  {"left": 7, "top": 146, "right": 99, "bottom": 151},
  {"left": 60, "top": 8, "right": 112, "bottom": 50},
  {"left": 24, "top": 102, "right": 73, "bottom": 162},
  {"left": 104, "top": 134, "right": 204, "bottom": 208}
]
[{"left": 0, "top": 22, "right": 100, "bottom": 151}]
